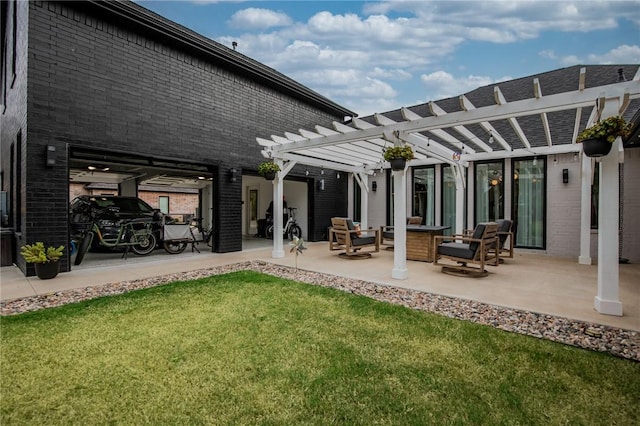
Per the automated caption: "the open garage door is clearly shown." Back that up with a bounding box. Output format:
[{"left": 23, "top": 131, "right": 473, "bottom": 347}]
[{"left": 69, "top": 147, "right": 215, "bottom": 268}]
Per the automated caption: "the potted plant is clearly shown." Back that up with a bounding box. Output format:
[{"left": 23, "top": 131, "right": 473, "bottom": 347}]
[
  {"left": 257, "top": 162, "right": 281, "bottom": 180},
  {"left": 383, "top": 145, "right": 415, "bottom": 170},
  {"left": 576, "top": 116, "right": 631, "bottom": 157},
  {"left": 20, "top": 242, "right": 64, "bottom": 279}
]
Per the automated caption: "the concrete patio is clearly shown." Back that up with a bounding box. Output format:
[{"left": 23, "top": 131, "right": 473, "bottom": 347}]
[{"left": 1, "top": 240, "right": 638, "bottom": 333}]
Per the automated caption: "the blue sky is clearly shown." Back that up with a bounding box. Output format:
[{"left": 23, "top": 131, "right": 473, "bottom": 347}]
[{"left": 138, "top": 1, "right": 640, "bottom": 116}]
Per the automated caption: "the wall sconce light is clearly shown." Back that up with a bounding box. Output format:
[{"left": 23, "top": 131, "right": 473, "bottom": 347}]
[
  {"left": 336, "top": 172, "right": 341, "bottom": 179},
  {"left": 372, "top": 181, "right": 377, "bottom": 192},
  {"left": 228, "top": 168, "right": 240, "bottom": 182},
  {"left": 562, "top": 168, "right": 569, "bottom": 184},
  {"left": 488, "top": 131, "right": 494, "bottom": 145},
  {"left": 317, "top": 179, "right": 325, "bottom": 191},
  {"left": 46, "top": 145, "right": 56, "bottom": 167}
]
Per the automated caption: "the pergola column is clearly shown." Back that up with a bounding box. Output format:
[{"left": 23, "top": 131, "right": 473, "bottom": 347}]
[
  {"left": 595, "top": 135, "right": 622, "bottom": 315},
  {"left": 594, "top": 97, "right": 623, "bottom": 316},
  {"left": 578, "top": 154, "right": 592, "bottom": 265},
  {"left": 392, "top": 167, "right": 408, "bottom": 279},
  {"left": 271, "top": 164, "right": 285, "bottom": 258}
]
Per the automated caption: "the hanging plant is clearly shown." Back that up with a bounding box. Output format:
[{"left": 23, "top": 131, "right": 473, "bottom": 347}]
[
  {"left": 576, "top": 116, "right": 631, "bottom": 158},
  {"left": 383, "top": 145, "right": 415, "bottom": 161},
  {"left": 576, "top": 116, "right": 630, "bottom": 144},
  {"left": 257, "top": 162, "right": 281, "bottom": 176},
  {"left": 258, "top": 162, "right": 281, "bottom": 180}
]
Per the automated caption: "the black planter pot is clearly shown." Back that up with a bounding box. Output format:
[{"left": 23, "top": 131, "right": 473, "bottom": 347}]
[
  {"left": 263, "top": 172, "right": 276, "bottom": 181},
  {"left": 389, "top": 158, "right": 407, "bottom": 171},
  {"left": 582, "top": 138, "right": 613, "bottom": 158},
  {"left": 35, "top": 261, "right": 60, "bottom": 280}
]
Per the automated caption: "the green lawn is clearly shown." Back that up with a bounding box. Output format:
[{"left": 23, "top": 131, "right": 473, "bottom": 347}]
[{"left": 1, "top": 271, "right": 638, "bottom": 425}]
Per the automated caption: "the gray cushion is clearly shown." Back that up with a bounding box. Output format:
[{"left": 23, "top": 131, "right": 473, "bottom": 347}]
[
  {"left": 383, "top": 231, "right": 394, "bottom": 239},
  {"left": 468, "top": 223, "right": 487, "bottom": 254},
  {"left": 496, "top": 219, "right": 512, "bottom": 246},
  {"left": 438, "top": 242, "right": 475, "bottom": 259},
  {"left": 352, "top": 236, "right": 376, "bottom": 246}
]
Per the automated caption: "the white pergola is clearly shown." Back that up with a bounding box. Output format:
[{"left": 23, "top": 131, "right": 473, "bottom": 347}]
[{"left": 257, "top": 68, "right": 640, "bottom": 316}]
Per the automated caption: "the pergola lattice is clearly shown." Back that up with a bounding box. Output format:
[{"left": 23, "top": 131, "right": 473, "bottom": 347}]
[{"left": 256, "top": 67, "right": 640, "bottom": 316}]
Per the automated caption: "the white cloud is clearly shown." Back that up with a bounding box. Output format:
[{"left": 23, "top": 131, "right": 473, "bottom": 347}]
[
  {"left": 420, "top": 71, "right": 511, "bottom": 100},
  {"left": 538, "top": 44, "right": 640, "bottom": 67},
  {"left": 228, "top": 8, "right": 292, "bottom": 30},
  {"left": 369, "top": 67, "right": 412, "bottom": 81},
  {"left": 587, "top": 44, "right": 640, "bottom": 64},
  {"left": 210, "top": 1, "right": 638, "bottom": 116}
]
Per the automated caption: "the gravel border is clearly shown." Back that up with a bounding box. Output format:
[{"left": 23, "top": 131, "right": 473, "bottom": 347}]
[{"left": 2, "top": 260, "right": 638, "bottom": 362}]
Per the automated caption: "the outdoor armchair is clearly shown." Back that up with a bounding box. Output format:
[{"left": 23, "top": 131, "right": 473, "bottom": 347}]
[
  {"left": 329, "top": 218, "right": 380, "bottom": 259},
  {"left": 433, "top": 222, "right": 499, "bottom": 277},
  {"left": 491, "top": 219, "right": 514, "bottom": 262}
]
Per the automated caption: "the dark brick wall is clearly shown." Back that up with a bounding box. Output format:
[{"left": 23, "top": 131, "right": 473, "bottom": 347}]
[
  {"left": 4, "top": 0, "right": 348, "bottom": 275},
  {"left": 1, "top": 0, "right": 30, "bottom": 273}
]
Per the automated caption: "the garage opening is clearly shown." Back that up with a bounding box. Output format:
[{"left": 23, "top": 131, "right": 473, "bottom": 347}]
[{"left": 69, "top": 147, "right": 215, "bottom": 268}]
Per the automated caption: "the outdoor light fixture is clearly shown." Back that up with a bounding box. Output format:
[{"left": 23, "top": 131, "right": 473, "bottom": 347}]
[
  {"left": 317, "top": 179, "right": 325, "bottom": 191},
  {"left": 562, "top": 169, "right": 569, "bottom": 184},
  {"left": 488, "top": 131, "right": 494, "bottom": 145},
  {"left": 228, "top": 168, "right": 240, "bottom": 183},
  {"left": 532, "top": 157, "right": 537, "bottom": 166},
  {"left": 46, "top": 145, "right": 56, "bottom": 167},
  {"left": 372, "top": 181, "right": 377, "bottom": 192},
  {"left": 87, "top": 164, "right": 109, "bottom": 172},
  {"left": 336, "top": 172, "right": 341, "bottom": 179}
]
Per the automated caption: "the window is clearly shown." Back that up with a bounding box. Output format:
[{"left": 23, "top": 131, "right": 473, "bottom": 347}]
[
  {"left": 441, "top": 165, "right": 458, "bottom": 235},
  {"left": 475, "top": 161, "right": 504, "bottom": 223},
  {"left": 159, "top": 196, "right": 169, "bottom": 215},
  {"left": 14, "top": 131, "right": 22, "bottom": 231},
  {"left": 412, "top": 167, "right": 434, "bottom": 225},
  {"left": 512, "top": 158, "right": 546, "bottom": 249},
  {"left": 352, "top": 176, "right": 361, "bottom": 222}
]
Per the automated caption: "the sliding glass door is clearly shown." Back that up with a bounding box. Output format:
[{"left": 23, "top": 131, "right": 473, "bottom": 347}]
[
  {"left": 512, "top": 158, "right": 545, "bottom": 248},
  {"left": 441, "top": 165, "right": 458, "bottom": 235},
  {"left": 412, "top": 167, "right": 434, "bottom": 225},
  {"left": 475, "top": 161, "right": 504, "bottom": 223}
]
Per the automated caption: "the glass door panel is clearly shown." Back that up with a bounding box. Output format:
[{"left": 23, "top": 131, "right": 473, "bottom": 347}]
[
  {"left": 475, "top": 161, "right": 504, "bottom": 223},
  {"left": 512, "top": 158, "right": 545, "bottom": 249}
]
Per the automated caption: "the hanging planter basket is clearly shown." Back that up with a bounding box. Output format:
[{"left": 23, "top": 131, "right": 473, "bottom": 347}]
[
  {"left": 389, "top": 158, "right": 407, "bottom": 171},
  {"left": 35, "top": 261, "right": 60, "bottom": 280},
  {"left": 582, "top": 138, "right": 612, "bottom": 158},
  {"left": 263, "top": 171, "right": 276, "bottom": 181}
]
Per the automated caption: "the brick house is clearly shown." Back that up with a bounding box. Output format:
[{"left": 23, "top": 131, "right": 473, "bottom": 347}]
[{"left": 1, "top": 0, "right": 354, "bottom": 276}]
